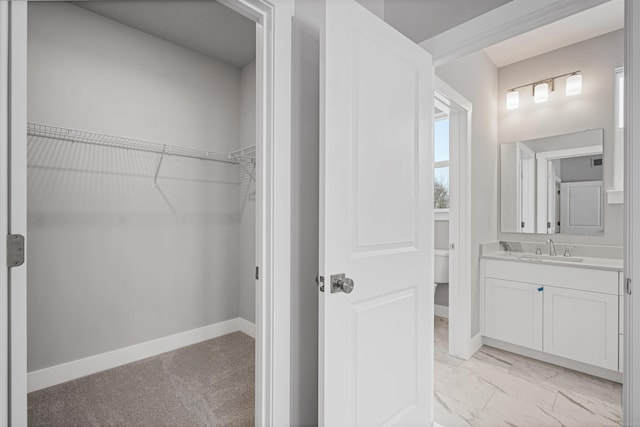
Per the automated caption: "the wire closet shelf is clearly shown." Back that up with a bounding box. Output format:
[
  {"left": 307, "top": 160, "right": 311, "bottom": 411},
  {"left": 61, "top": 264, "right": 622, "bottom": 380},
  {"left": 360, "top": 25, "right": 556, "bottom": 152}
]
[
  {"left": 27, "top": 122, "right": 257, "bottom": 210},
  {"left": 27, "top": 122, "right": 255, "bottom": 167}
]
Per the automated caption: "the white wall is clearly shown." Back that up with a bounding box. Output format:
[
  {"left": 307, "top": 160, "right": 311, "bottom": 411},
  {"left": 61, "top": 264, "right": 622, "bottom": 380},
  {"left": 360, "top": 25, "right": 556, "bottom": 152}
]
[
  {"left": 27, "top": 3, "right": 246, "bottom": 371},
  {"left": 436, "top": 51, "right": 499, "bottom": 336},
  {"left": 498, "top": 30, "right": 624, "bottom": 246},
  {"left": 239, "top": 61, "right": 257, "bottom": 323}
]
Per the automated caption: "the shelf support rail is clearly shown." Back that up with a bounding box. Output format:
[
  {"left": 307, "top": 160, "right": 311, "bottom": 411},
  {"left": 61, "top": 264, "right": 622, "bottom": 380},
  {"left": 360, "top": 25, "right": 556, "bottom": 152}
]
[{"left": 152, "top": 146, "right": 167, "bottom": 189}]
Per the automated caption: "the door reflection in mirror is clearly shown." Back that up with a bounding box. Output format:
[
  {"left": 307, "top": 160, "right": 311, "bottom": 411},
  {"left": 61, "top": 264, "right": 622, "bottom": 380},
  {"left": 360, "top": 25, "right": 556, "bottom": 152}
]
[{"left": 500, "top": 129, "right": 604, "bottom": 235}]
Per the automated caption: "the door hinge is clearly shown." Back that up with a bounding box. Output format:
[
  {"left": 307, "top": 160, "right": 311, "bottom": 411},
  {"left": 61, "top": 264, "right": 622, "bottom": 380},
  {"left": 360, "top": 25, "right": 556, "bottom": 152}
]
[
  {"left": 521, "top": 221, "right": 525, "bottom": 229},
  {"left": 255, "top": 266, "right": 259, "bottom": 280},
  {"left": 316, "top": 275, "right": 325, "bottom": 292},
  {"left": 7, "top": 234, "right": 25, "bottom": 268},
  {"left": 627, "top": 277, "right": 632, "bottom": 295}
]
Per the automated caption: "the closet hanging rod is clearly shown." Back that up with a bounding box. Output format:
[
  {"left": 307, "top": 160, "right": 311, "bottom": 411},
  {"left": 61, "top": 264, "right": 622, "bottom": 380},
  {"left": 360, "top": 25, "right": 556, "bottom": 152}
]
[{"left": 27, "top": 122, "right": 243, "bottom": 164}]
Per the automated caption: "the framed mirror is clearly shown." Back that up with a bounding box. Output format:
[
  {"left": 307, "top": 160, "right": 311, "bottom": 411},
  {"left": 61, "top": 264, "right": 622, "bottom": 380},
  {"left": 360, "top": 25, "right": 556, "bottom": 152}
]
[{"left": 500, "top": 129, "right": 604, "bottom": 235}]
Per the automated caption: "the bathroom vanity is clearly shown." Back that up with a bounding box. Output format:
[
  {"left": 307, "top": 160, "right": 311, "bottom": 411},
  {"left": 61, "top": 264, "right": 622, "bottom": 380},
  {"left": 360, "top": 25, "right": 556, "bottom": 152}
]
[{"left": 480, "top": 245, "right": 623, "bottom": 382}]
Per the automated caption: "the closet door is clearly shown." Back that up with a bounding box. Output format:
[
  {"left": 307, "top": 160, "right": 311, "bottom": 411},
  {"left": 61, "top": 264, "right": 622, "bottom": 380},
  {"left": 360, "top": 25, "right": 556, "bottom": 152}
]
[
  {"left": 1, "top": 2, "right": 28, "bottom": 426},
  {"left": 319, "top": 0, "right": 433, "bottom": 425}
]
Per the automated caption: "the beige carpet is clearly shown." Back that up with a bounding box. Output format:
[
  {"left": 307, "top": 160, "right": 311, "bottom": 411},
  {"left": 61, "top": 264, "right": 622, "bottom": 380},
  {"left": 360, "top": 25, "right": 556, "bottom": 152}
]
[{"left": 28, "top": 332, "right": 254, "bottom": 427}]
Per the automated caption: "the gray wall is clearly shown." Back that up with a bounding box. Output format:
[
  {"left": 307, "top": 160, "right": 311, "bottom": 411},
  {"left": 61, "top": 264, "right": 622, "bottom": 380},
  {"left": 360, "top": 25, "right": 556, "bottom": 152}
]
[
  {"left": 290, "top": 0, "right": 321, "bottom": 424},
  {"left": 434, "top": 220, "right": 449, "bottom": 306},
  {"left": 434, "top": 220, "right": 450, "bottom": 249},
  {"left": 27, "top": 3, "right": 249, "bottom": 371},
  {"left": 498, "top": 30, "right": 624, "bottom": 246},
  {"left": 561, "top": 155, "right": 603, "bottom": 182},
  {"left": 436, "top": 51, "right": 499, "bottom": 337}
]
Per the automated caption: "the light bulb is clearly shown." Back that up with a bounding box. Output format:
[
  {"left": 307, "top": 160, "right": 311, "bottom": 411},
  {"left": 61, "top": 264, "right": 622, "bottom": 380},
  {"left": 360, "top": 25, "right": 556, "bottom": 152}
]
[
  {"left": 534, "top": 83, "right": 549, "bottom": 103},
  {"left": 566, "top": 74, "right": 582, "bottom": 96},
  {"left": 506, "top": 91, "right": 519, "bottom": 110}
]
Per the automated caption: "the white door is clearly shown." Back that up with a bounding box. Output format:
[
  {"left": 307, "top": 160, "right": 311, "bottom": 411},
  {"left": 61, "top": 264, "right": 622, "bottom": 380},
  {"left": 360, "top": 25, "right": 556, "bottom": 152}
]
[
  {"left": 1, "top": 2, "right": 28, "bottom": 426},
  {"left": 560, "top": 180, "right": 604, "bottom": 235},
  {"left": 319, "top": 1, "right": 433, "bottom": 425},
  {"left": 484, "top": 278, "right": 543, "bottom": 351},
  {"left": 543, "top": 286, "right": 618, "bottom": 371}
]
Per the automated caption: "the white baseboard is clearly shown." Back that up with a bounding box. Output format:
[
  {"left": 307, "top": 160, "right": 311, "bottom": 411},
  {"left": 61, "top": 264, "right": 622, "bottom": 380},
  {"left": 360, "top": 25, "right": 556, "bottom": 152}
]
[
  {"left": 237, "top": 317, "right": 256, "bottom": 338},
  {"left": 28, "top": 317, "right": 256, "bottom": 393},
  {"left": 483, "top": 336, "right": 623, "bottom": 383},
  {"left": 434, "top": 304, "right": 449, "bottom": 318}
]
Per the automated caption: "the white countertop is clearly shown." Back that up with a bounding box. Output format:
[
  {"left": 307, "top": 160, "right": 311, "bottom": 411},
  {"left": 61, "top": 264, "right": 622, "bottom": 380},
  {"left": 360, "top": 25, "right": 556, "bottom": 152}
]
[{"left": 481, "top": 250, "right": 623, "bottom": 272}]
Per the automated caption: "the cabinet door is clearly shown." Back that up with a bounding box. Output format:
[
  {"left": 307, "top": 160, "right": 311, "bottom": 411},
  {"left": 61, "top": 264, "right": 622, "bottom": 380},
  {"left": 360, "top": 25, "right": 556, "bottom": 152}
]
[
  {"left": 484, "top": 278, "right": 543, "bottom": 351},
  {"left": 543, "top": 286, "right": 618, "bottom": 371}
]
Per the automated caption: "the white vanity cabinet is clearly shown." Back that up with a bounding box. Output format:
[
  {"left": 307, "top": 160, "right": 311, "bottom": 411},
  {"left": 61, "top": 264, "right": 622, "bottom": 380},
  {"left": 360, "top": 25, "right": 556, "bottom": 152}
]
[
  {"left": 481, "top": 257, "right": 622, "bottom": 376},
  {"left": 542, "top": 286, "right": 618, "bottom": 371},
  {"left": 484, "top": 278, "right": 543, "bottom": 351}
]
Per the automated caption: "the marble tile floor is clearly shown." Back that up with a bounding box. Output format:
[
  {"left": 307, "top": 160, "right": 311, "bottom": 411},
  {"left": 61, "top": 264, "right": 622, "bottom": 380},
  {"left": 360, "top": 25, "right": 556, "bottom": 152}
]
[{"left": 434, "top": 316, "right": 622, "bottom": 426}]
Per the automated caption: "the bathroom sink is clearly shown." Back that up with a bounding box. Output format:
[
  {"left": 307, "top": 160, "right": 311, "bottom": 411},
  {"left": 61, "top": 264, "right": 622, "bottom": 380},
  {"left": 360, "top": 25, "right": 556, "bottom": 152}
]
[{"left": 517, "top": 254, "right": 584, "bottom": 263}]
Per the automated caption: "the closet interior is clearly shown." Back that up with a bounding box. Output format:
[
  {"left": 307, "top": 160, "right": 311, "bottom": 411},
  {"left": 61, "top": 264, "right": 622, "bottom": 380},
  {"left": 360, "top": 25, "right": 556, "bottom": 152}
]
[{"left": 26, "top": 1, "right": 258, "bottom": 424}]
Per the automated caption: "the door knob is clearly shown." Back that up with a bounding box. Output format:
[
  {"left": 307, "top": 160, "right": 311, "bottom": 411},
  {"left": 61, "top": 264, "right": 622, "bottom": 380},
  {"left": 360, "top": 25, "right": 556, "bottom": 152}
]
[{"left": 331, "top": 273, "right": 354, "bottom": 294}]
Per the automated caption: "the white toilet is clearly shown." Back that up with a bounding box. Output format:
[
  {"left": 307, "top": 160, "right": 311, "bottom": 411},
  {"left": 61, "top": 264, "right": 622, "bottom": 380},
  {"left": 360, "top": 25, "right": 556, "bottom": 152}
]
[{"left": 434, "top": 249, "right": 449, "bottom": 295}]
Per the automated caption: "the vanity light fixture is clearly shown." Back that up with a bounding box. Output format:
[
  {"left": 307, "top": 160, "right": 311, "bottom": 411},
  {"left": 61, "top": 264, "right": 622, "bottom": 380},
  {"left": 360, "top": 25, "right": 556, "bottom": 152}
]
[
  {"left": 566, "top": 73, "right": 582, "bottom": 96},
  {"left": 505, "top": 70, "right": 581, "bottom": 110},
  {"left": 534, "top": 82, "right": 550, "bottom": 103},
  {"left": 506, "top": 90, "right": 519, "bottom": 110}
]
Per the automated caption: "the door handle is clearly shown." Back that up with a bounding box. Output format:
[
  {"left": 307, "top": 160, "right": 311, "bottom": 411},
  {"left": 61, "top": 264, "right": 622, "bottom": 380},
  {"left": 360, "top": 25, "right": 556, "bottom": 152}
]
[{"left": 331, "top": 273, "right": 354, "bottom": 294}]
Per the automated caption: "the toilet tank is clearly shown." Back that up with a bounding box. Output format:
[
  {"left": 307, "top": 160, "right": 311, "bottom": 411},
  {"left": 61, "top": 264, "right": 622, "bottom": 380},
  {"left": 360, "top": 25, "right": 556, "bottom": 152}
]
[{"left": 434, "top": 249, "right": 449, "bottom": 284}]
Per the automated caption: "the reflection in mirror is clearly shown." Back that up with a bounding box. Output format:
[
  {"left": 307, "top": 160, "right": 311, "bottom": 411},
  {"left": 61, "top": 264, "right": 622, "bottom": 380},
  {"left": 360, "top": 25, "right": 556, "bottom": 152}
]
[{"left": 500, "top": 129, "right": 604, "bottom": 235}]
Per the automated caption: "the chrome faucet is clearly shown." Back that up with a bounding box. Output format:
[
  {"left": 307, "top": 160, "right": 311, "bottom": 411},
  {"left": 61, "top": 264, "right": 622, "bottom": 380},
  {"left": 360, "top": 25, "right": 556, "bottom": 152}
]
[{"left": 546, "top": 239, "right": 557, "bottom": 256}]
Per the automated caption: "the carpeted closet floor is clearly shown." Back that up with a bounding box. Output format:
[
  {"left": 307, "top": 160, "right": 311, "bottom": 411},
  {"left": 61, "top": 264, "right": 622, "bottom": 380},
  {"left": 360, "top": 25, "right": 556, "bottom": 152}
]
[{"left": 28, "top": 332, "right": 254, "bottom": 427}]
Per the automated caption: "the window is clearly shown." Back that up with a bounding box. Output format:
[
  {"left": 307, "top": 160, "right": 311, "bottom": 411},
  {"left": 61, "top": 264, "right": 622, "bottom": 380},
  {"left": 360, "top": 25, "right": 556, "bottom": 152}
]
[{"left": 434, "top": 110, "right": 450, "bottom": 213}]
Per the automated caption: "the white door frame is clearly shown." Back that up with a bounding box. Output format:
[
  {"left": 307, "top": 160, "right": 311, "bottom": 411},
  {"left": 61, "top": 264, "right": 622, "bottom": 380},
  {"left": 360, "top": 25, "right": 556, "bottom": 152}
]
[
  {"left": 517, "top": 143, "right": 536, "bottom": 234},
  {"left": 0, "top": 4, "right": 8, "bottom": 421},
  {"left": 624, "top": 0, "right": 640, "bottom": 423},
  {"left": 422, "top": 0, "right": 640, "bottom": 424},
  {"left": 434, "top": 77, "right": 475, "bottom": 359},
  {"left": 2, "top": 0, "right": 294, "bottom": 425},
  {"left": 1, "top": 2, "right": 27, "bottom": 425}
]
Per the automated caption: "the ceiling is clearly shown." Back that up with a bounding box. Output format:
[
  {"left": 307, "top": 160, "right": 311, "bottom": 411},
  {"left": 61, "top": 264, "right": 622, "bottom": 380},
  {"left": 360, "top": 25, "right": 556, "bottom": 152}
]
[
  {"left": 483, "top": 0, "right": 624, "bottom": 68},
  {"left": 383, "top": 0, "right": 512, "bottom": 43},
  {"left": 74, "top": 0, "right": 623, "bottom": 70},
  {"left": 73, "top": 1, "right": 256, "bottom": 68}
]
